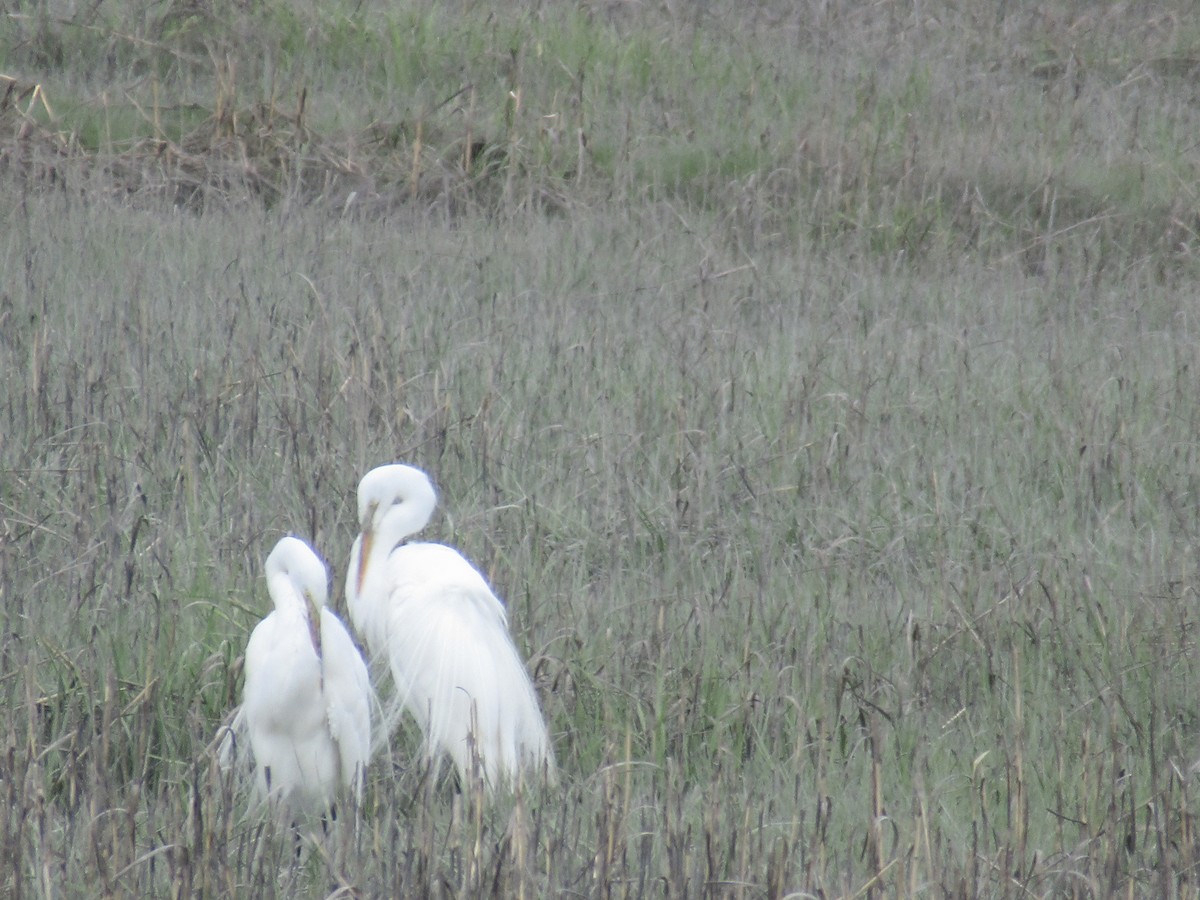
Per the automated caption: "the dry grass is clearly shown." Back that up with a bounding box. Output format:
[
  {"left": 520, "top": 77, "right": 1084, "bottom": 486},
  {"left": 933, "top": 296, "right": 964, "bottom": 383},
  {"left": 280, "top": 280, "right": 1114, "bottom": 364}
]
[{"left": 3, "top": 0, "right": 1200, "bottom": 897}]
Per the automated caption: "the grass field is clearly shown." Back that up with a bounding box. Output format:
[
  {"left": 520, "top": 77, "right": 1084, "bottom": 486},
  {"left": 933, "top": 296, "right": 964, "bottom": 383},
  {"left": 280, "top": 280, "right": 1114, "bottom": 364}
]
[{"left": 4, "top": 0, "right": 1200, "bottom": 896}]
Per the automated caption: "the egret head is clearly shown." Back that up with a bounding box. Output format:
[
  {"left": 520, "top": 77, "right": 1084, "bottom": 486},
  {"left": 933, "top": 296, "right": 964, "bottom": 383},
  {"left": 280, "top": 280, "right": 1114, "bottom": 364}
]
[
  {"left": 265, "top": 535, "right": 328, "bottom": 657},
  {"left": 354, "top": 464, "right": 438, "bottom": 593}
]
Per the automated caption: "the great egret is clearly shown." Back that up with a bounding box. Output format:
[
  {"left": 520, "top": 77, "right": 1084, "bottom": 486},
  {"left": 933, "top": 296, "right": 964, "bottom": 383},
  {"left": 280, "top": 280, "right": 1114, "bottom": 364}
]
[
  {"left": 347, "top": 464, "right": 553, "bottom": 791},
  {"left": 235, "top": 535, "right": 373, "bottom": 814}
]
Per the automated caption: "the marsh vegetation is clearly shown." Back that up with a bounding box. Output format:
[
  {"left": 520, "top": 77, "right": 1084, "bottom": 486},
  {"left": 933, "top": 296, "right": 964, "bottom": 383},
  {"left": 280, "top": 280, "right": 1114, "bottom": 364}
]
[{"left": 3, "top": 0, "right": 1200, "bottom": 895}]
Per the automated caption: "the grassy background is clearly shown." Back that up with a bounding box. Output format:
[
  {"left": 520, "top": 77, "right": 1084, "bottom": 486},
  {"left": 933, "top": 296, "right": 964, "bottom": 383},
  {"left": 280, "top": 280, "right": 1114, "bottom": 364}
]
[{"left": 3, "top": 0, "right": 1200, "bottom": 896}]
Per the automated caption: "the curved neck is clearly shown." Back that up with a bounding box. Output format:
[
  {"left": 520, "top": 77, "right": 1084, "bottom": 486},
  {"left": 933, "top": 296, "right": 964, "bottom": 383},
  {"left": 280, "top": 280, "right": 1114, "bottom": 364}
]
[
  {"left": 266, "top": 568, "right": 303, "bottom": 616},
  {"left": 378, "top": 492, "right": 434, "bottom": 547}
]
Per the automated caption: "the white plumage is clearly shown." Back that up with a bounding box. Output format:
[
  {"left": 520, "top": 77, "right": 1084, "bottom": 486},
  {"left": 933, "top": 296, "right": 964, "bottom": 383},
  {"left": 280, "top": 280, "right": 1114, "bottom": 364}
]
[
  {"left": 347, "top": 464, "right": 553, "bottom": 791},
  {"left": 238, "top": 536, "right": 372, "bottom": 812}
]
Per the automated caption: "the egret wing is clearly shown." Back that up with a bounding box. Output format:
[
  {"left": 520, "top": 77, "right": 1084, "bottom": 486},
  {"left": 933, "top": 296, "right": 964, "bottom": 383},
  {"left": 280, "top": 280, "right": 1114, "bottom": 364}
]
[
  {"left": 381, "top": 548, "right": 551, "bottom": 787},
  {"left": 320, "top": 608, "right": 374, "bottom": 797}
]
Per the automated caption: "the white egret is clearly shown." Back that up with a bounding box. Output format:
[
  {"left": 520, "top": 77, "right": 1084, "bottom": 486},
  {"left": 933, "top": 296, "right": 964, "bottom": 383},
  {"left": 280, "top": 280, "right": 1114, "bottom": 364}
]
[
  {"left": 347, "top": 464, "right": 553, "bottom": 791},
  {"left": 236, "top": 535, "right": 373, "bottom": 814}
]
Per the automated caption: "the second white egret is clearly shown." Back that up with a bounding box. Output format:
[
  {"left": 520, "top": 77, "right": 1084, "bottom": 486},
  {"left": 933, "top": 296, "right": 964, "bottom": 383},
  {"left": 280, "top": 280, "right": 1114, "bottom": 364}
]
[
  {"left": 347, "top": 464, "right": 553, "bottom": 792},
  {"left": 238, "top": 535, "right": 373, "bottom": 813}
]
